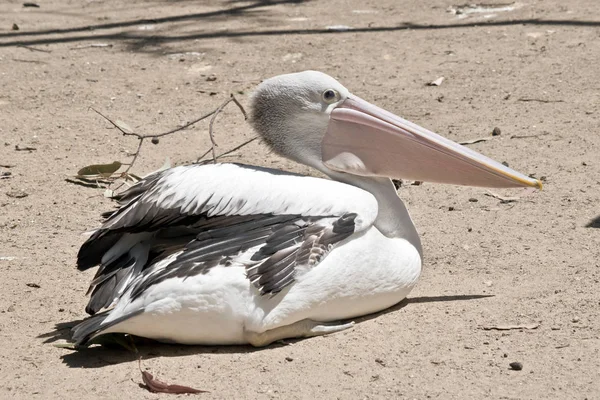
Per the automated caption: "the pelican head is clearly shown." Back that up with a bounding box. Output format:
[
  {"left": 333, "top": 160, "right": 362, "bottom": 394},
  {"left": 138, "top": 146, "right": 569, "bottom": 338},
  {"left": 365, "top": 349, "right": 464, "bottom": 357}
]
[{"left": 250, "top": 70, "right": 542, "bottom": 189}]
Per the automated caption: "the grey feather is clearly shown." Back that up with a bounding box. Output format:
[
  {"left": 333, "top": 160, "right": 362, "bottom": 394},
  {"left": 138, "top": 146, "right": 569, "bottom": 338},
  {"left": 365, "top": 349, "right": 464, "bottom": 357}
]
[{"left": 77, "top": 163, "right": 359, "bottom": 316}]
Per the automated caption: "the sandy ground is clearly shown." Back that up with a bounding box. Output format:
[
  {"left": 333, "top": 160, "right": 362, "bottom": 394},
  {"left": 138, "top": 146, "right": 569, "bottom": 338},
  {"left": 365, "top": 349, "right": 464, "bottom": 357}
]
[{"left": 1, "top": 0, "right": 599, "bottom": 398}]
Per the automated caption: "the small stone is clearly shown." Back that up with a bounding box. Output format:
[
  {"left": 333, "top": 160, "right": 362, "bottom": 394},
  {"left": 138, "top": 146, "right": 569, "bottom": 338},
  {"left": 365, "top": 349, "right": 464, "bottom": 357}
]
[
  {"left": 12, "top": 23, "right": 19, "bottom": 31},
  {"left": 6, "top": 190, "right": 28, "bottom": 199},
  {"left": 285, "top": 356, "right": 293, "bottom": 362},
  {"left": 509, "top": 361, "right": 523, "bottom": 371},
  {"left": 448, "top": 206, "right": 455, "bottom": 211},
  {"left": 151, "top": 137, "right": 159, "bottom": 145},
  {"left": 501, "top": 161, "right": 509, "bottom": 167},
  {"left": 206, "top": 75, "right": 217, "bottom": 82},
  {"left": 572, "top": 317, "right": 580, "bottom": 323},
  {"left": 58, "top": 308, "right": 65, "bottom": 312},
  {"left": 26, "top": 283, "right": 41, "bottom": 288},
  {"left": 375, "top": 358, "right": 386, "bottom": 367},
  {"left": 468, "top": 198, "right": 478, "bottom": 202},
  {"left": 503, "top": 353, "right": 508, "bottom": 358},
  {"left": 467, "top": 227, "right": 472, "bottom": 232},
  {"left": 483, "top": 341, "right": 490, "bottom": 345},
  {"left": 492, "top": 127, "right": 501, "bottom": 136}
]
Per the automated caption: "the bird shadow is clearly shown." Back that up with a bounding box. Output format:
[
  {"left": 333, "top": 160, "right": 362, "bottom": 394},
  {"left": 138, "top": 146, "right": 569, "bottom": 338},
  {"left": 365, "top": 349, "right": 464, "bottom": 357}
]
[{"left": 47, "top": 294, "right": 492, "bottom": 369}]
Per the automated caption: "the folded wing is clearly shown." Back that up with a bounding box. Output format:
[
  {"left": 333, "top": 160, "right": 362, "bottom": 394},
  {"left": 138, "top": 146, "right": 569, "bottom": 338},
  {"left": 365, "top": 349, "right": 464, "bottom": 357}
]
[{"left": 77, "top": 163, "right": 378, "bottom": 315}]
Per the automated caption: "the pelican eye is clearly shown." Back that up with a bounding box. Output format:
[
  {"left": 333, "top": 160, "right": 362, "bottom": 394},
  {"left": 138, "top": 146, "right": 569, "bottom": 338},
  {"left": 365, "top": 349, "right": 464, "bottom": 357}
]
[{"left": 322, "top": 89, "right": 338, "bottom": 103}]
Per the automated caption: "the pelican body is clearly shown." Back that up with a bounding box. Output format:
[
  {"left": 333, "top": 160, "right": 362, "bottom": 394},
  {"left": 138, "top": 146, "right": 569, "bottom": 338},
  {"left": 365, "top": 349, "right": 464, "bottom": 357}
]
[{"left": 71, "top": 71, "right": 540, "bottom": 347}]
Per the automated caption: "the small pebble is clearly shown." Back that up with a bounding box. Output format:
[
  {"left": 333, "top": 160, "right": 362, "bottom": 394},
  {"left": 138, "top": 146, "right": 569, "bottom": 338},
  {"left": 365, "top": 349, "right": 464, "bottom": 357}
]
[
  {"left": 572, "top": 317, "right": 580, "bottom": 323},
  {"left": 492, "top": 127, "right": 501, "bottom": 136},
  {"left": 151, "top": 137, "right": 159, "bottom": 145},
  {"left": 468, "top": 198, "right": 478, "bottom": 202},
  {"left": 375, "top": 358, "right": 386, "bottom": 367},
  {"left": 502, "top": 161, "right": 509, "bottom": 167},
  {"left": 448, "top": 206, "right": 455, "bottom": 211},
  {"left": 6, "top": 190, "right": 28, "bottom": 199},
  {"left": 285, "top": 356, "right": 293, "bottom": 362},
  {"left": 509, "top": 361, "right": 523, "bottom": 371}
]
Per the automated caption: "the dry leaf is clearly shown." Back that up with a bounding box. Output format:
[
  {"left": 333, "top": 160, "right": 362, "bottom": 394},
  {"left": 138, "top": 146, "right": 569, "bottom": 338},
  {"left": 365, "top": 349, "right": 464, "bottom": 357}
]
[
  {"left": 482, "top": 323, "right": 540, "bottom": 331},
  {"left": 428, "top": 77, "right": 444, "bottom": 86},
  {"left": 139, "top": 360, "right": 207, "bottom": 394},
  {"left": 77, "top": 161, "right": 122, "bottom": 178},
  {"left": 115, "top": 120, "right": 133, "bottom": 134}
]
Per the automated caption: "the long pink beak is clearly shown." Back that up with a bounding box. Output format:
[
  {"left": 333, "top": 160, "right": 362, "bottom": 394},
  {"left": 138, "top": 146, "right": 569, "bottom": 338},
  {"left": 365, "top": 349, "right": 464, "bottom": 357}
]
[{"left": 322, "top": 95, "right": 542, "bottom": 189}]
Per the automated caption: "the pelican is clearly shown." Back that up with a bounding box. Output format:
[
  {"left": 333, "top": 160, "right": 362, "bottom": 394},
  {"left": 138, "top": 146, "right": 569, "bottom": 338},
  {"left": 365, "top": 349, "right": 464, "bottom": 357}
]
[{"left": 71, "top": 71, "right": 541, "bottom": 347}]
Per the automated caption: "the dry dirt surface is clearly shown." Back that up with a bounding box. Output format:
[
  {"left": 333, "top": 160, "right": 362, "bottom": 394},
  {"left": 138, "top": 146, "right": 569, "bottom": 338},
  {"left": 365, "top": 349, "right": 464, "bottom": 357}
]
[{"left": 1, "top": 0, "right": 599, "bottom": 399}]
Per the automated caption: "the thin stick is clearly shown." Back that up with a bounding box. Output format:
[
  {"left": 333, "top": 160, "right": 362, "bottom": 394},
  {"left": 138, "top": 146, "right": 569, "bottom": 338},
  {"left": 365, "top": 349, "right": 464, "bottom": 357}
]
[
  {"left": 18, "top": 45, "right": 52, "bottom": 53},
  {"left": 517, "top": 98, "right": 564, "bottom": 103},
  {"left": 197, "top": 136, "right": 258, "bottom": 163},
  {"left": 207, "top": 98, "right": 232, "bottom": 163},
  {"left": 216, "top": 136, "right": 257, "bottom": 159},
  {"left": 90, "top": 94, "right": 248, "bottom": 172}
]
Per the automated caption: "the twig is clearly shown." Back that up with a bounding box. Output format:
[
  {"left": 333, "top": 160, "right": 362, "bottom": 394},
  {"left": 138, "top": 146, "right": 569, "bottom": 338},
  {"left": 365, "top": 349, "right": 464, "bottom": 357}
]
[
  {"left": 18, "top": 45, "right": 52, "bottom": 53},
  {"left": 90, "top": 94, "right": 248, "bottom": 174},
  {"left": 15, "top": 145, "right": 37, "bottom": 151},
  {"left": 485, "top": 190, "right": 520, "bottom": 203},
  {"left": 459, "top": 137, "right": 492, "bottom": 145},
  {"left": 12, "top": 59, "right": 46, "bottom": 64},
  {"left": 482, "top": 323, "right": 539, "bottom": 331},
  {"left": 70, "top": 43, "right": 113, "bottom": 50},
  {"left": 197, "top": 136, "right": 258, "bottom": 163},
  {"left": 517, "top": 98, "right": 564, "bottom": 103},
  {"left": 510, "top": 132, "right": 550, "bottom": 139},
  {"left": 207, "top": 99, "right": 231, "bottom": 162}
]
